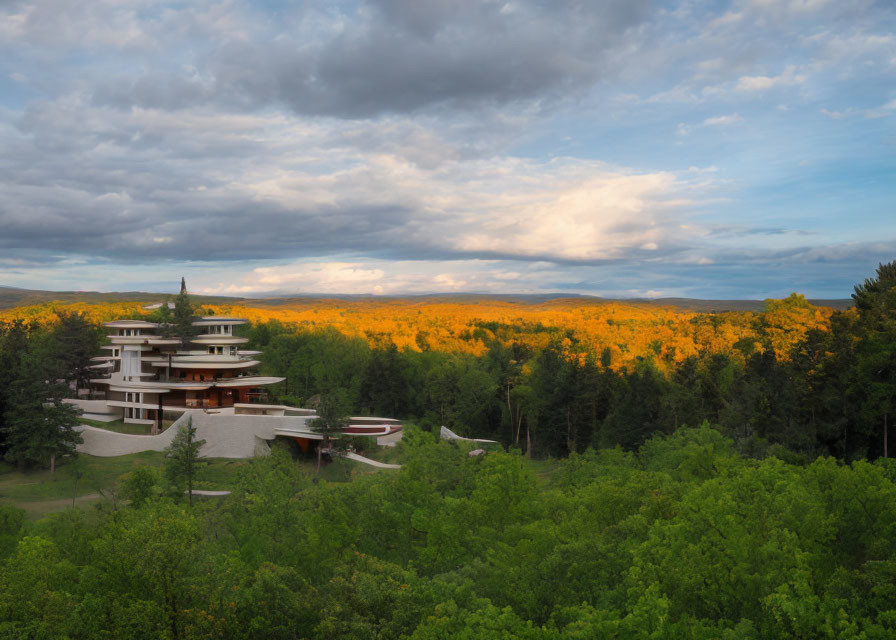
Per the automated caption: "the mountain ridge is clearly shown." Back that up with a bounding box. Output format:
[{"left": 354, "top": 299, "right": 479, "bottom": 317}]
[{"left": 0, "top": 285, "right": 854, "bottom": 313}]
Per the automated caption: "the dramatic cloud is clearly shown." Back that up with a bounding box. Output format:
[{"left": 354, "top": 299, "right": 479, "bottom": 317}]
[
  {"left": 0, "top": 99, "right": 700, "bottom": 263},
  {"left": 0, "top": 0, "right": 893, "bottom": 298}
]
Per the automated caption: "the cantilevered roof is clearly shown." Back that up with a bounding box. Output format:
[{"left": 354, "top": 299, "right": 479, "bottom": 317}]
[
  {"left": 193, "top": 317, "right": 248, "bottom": 326},
  {"left": 106, "top": 336, "right": 182, "bottom": 346},
  {"left": 104, "top": 320, "right": 159, "bottom": 329},
  {"left": 153, "top": 359, "right": 260, "bottom": 369},
  {"left": 273, "top": 427, "right": 324, "bottom": 440},
  {"left": 215, "top": 376, "right": 285, "bottom": 388},
  {"left": 108, "top": 385, "right": 172, "bottom": 394},
  {"left": 191, "top": 335, "right": 249, "bottom": 345},
  {"left": 98, "top": 377, "right": 282, "bottom": 391}
]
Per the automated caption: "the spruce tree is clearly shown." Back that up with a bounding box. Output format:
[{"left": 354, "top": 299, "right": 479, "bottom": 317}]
[
  {"left": 2, "top": 343, "right": 82, "bottom": 472},
  {"left": 164, "top": 416, "right": 206, "bottom": 505},
  {"left": 309, "top": 392, "right": 350, "bottom": 471}
]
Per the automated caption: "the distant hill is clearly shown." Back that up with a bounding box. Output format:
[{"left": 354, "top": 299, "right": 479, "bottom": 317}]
[
  {"left": 627, "top": 297, "right": 854, "bottom": 312},
  {"left": 0, "top": 286, "right": 240, "bottom": 310},
  {"left": 247, "top": 293, "right": 854, "bottom": 312},
  {"left": 247, "top": 292, "right": 590, "bottom": 306},
  {"left": 0, "top": 285, "right": 853, "bottom": 313}
]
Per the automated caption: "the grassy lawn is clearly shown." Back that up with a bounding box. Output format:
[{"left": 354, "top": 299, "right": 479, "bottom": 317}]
[
  {"left": 78, "top": 417, "right": 153, "bottom": 435},
  {"left": 0, "top": 434, "right": 408, "bottom": 521},
  {"left": 353, "top": 443, "right": 403, "bottom": 465},
  {"left": 195, "top": 458, "right": 251, "bottom": 489},
  {"left": 0, "top": 452, "right": 251, "bottom": 520},
  {"left": 78, "top": 417, "right": 179, "bottom": 435}
]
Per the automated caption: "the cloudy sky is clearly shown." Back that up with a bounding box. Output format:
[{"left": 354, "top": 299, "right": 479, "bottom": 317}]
[{"left": 1, "top": 0, "right": 894, "bottom": 299}]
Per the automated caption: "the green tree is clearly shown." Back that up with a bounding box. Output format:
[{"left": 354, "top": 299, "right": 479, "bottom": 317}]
[
  {"left": 360, "top": 341, "right": 407, "bottom": 417},
  {"left": 163, "top": 417, "right": 206, "bottom": 505},
  {"left": 454, "top": 366, "right": 499, "bottom": 437},
  {"left": 157, "top": 280, "right": 199, "bottom": 345},
  {"left": 2, "top": 343, "right": 82, "bottom": 473},
  {"left": 529, "top": 341, "right": 575, "bottom": 456},
  {"left": 849, "top": 260, "right": 896, "bottom": 458},
  {"left": 600, "top": 361, "right": 669, "bottom": 451},
  {"left": 120, "top": 466, "right": 159, "bottom": 508},
  {"left": 0, "top": 536, "right": 79, "bottom": 637},
  {"left": 88, "top": 502, "right": 203, "bottom": 638},
  {"left": 46, "top": 310, "right": 102, "bottom": 393},
  {"left": 309, "top": 392, "right": 350, "bottom": 471},
  {"left": 853, "top": 261, "right": 896, "bottom": 322},
  {"left": 0, "top": 320, "right": 33, "bottom": 453},
  {"left": 0, "top": 505, "right": 25, "bottom": 560}
]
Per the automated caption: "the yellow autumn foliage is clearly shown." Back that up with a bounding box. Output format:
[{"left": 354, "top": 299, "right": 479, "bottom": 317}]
[{"left": 0, "top": 294, "right": 838, "bottom": 371}]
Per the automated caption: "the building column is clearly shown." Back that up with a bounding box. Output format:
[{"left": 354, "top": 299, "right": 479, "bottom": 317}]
[{"left": 154, "top": 395, "right": 163, "bottom": 435}]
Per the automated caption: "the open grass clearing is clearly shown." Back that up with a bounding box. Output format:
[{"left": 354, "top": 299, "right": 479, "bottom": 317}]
[
  {"left": 0, "top": 452, "right": 249, "bottom": 520},
  {"left": 78, "top": 417, "right": 179, "bottom": 435},
  {"left": 0, "top": 436, "right": 410, "bottom": 520}
]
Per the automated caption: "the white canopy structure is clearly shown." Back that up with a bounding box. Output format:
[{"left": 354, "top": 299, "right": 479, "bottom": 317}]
[{"left": 439, "top": 426, "right": 498, "bottom": 444}]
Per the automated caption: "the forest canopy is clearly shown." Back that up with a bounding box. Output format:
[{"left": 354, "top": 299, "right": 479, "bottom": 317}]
[
  {"left": 1, "top": 428, "right": 895, "bottom": 638},
  {"left": 1, "top": 264, "right": 894, "bottom": 461},
  {"left": 0, "top": 262, "right": 895, "bottom": 637}
]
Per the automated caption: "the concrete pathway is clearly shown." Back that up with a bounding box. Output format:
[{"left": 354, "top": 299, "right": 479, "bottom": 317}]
[
  {"left": 341, "top": 452, "right": 402, "bottom": 469},
  {"left": 76, "top": 425, "right": 178, "bottom": 457},
  {"left": 377, "top": 431, "right": 403, "bottom": 447}
]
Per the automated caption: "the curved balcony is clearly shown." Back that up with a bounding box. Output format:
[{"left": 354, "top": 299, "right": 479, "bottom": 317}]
[
  {"left": 103, "top": 320, "right": 159, "bottom": 329},
  {"left": 106, "top": 336, "right": 183, "bottom": 346},
  {"left": 192, "top": 317, "right": 248, "bottom": 327},
  {"left": 191, "top": 335, "right": 249, "bottom": 346}
]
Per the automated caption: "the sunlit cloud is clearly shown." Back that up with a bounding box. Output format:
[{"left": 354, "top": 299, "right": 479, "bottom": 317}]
[{"left": 0, "top": 0, "right": 893, "bottom": 298}]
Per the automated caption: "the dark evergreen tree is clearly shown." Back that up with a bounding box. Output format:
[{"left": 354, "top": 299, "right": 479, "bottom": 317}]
[
  {"left": 164, "top": 416, "right": 206, "bottom": 505},
  {"left": 1, "top": 338, "right": 82, "bottom": 472},
  {"left": 309, "top": 391, "right": 351, "bottom": 470},
  {"left": 853, "top": 260, "right": 896, "bottom": 322},
  {"left": 0, "top": 320, "right": 32, "bottom": 453},
  {"left": 360, "top": 342, "right": 408, "bottom": 418},
  {"left": 600, "top": 361, "right": 669, "bottom": 450},
  {"left": 529, "top": 341, "right": 576, "bottom": 456},
  {"left": 171, "top": 286, "right": 199, "bottom": 345},
  {"left": 850, "top": 261, "right": 896, "bottom": 458},
  {"left": 45, "top": 311, "right": 102, "bottom": 393}
]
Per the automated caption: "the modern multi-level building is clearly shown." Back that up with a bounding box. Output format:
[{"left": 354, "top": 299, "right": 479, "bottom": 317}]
[
  {"left": 74, "top": 284, "right": 403, "bottom": 460},
  {"left": 89, "top": 315, "right": 284, "bottom": 430}
]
